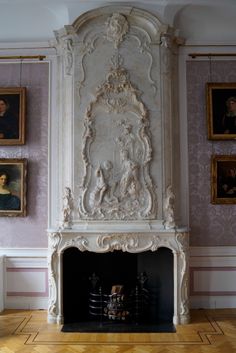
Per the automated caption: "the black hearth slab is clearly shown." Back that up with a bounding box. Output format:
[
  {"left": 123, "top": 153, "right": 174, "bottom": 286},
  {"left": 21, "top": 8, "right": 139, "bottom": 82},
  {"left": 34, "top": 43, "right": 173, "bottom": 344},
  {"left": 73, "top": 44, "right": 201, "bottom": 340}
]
[{"left": 61, "top": 321, "right": 176, "bottom": 333}]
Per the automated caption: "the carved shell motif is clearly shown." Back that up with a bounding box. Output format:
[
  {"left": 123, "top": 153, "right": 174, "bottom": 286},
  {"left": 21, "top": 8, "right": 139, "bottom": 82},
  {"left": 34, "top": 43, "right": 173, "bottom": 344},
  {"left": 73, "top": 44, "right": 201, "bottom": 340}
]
[{"left": 105, "top": 13, "right": 129, "bottom": 48}]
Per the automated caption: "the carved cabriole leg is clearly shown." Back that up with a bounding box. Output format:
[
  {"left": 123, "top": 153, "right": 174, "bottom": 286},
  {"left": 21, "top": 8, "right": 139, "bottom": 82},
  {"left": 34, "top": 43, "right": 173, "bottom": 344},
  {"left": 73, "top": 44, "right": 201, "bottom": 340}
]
[
  {"left": 47, "top": 232, "right": 61, "bottom": 324},
  {"left": 177, "top": 232, "right": 190, "bottom": 324},
  {"left": 179, "top": 248, "right": 190, "bottom": 324}
]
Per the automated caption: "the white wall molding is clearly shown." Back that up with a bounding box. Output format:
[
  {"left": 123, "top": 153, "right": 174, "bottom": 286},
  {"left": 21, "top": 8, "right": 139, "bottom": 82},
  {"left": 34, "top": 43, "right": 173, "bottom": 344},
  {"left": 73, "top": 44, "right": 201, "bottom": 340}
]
[
  {"left": 0, "top": 248, "right": 47, "bottom": 257},
  {"left": 190, "top": 246, "right": 236, "bottom": 257},
  {"left": 190, "top": 246, "right": 236, "bottom": 267}
]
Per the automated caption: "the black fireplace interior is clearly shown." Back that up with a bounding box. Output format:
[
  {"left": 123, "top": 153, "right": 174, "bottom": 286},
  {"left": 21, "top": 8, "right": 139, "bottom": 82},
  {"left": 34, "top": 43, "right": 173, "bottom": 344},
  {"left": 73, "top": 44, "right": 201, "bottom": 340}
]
[{"left": 62, "top": 247, "right": 174, "bottom": 332}]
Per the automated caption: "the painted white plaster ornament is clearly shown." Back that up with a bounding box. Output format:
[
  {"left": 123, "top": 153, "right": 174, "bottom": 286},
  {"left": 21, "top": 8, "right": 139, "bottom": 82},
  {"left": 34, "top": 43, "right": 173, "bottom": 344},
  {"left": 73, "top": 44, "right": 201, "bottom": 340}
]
[
  {"left": 164, "top": 185, "right": 176, "bottom": 229},
  {"left": 105, "top": 13, "right": 129, "bottom": 48},
  {"left": 62, "top": 187, "right": 73, "bottom": 228}
]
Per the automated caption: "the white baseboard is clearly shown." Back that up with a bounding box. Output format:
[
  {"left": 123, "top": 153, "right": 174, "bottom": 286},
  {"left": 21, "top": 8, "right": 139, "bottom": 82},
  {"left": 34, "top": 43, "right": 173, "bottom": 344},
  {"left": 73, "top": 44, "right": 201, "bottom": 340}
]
[
  {"left": 190, "top": 296, "right": 236, "bottom": 309},
  {"left": 5, "top": 296, "right": 48, "bottom": 310}
]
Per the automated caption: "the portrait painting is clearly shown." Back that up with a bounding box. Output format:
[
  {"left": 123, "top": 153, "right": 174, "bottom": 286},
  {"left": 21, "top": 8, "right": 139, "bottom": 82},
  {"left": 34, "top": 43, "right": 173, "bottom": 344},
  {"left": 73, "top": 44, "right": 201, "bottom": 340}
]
[
  {"left": 0, "top": 87, "right": 26, "bottom": 145},
  {"left": 0, "top": 158, "right": 27, "bottom": 216},
  {"left": 211, "top": 155, "right": 236, "bottom": 204},
  {"left": 206, "top": 83, "right": 236, "bottom": 140}
]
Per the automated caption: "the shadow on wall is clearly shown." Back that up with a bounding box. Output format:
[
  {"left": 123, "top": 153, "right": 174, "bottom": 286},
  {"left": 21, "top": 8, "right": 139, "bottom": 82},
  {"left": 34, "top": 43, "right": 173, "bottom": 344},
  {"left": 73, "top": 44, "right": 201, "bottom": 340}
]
[{"left": 173, "top": 3, "right": 236, "bottom": 43}]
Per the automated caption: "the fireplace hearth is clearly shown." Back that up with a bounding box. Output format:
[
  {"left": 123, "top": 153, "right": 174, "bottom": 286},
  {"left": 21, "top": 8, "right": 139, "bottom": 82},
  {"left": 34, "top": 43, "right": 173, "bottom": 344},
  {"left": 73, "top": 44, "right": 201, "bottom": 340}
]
[{"left": 61, "top": 247, "right": 174, "bottom": 332}]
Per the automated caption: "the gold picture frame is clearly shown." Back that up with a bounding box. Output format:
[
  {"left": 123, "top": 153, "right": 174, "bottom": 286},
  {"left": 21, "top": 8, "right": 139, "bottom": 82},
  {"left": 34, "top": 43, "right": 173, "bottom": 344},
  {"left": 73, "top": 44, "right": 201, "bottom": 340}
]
[
  {"left": 207, "top": 82, "right": 236, "bottom": 140},
  {"left": 211, "top": 155, "right": 236, "bottom": 204},
  {"left": 0, "top": 158, "right": 27, "bottom": 216},
  {"left": 0, "top": 87, "right": 26, "bottom": 145}
]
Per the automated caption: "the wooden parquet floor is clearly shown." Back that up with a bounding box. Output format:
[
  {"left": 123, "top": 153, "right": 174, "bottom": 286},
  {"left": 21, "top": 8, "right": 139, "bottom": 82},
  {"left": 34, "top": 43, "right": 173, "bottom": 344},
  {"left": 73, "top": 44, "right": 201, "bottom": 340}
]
[{"left": 0, "top": 309, "right": 236, "bottom": 353}]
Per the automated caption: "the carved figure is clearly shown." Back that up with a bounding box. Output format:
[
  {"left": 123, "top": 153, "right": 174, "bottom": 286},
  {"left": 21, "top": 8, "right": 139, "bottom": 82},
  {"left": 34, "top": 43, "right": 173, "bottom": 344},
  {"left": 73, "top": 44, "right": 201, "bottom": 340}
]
[
  {"left": 90, "top": 161, "right": 118, "bottom": 211},
  {"left": 164, "top": 185, "right": 175, "bottom": 229},
  {"left": 116, "top": 121, "right": 136, "bottom": 159},
  {"left": 63, "top": 37, "right": 73, "bottom": 75},
  {"left": 62, "top": 187, "right": 73, "bottom": 228},
  {"left": 90, "top": 166, "right": 107, "bottom": 208},
  {"left": 102, "top": 160, "right": 118, "bottom": 204},
  {"left": 119, "top": 149, "right": 140, "bottom": 199}
]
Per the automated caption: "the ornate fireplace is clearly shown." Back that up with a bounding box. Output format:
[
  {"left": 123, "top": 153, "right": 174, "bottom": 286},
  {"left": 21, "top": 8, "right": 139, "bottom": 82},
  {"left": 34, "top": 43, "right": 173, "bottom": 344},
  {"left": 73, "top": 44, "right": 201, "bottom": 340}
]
[{"left": 47, "top": 5, "right": 189, "bottom": 326}]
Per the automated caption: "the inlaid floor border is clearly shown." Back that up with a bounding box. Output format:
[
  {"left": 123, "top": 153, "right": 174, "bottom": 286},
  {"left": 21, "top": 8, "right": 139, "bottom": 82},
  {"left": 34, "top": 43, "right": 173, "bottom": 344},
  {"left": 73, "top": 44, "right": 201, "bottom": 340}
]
[{"left": 8, "top": 311, "right": 233, "bottom": 346}]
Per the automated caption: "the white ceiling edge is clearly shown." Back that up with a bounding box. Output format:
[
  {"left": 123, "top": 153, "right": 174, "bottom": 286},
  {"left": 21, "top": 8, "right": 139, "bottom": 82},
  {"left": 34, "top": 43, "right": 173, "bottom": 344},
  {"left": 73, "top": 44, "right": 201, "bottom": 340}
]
[{"left": 0, "top": 1, "right": 235, "bottom": 45}]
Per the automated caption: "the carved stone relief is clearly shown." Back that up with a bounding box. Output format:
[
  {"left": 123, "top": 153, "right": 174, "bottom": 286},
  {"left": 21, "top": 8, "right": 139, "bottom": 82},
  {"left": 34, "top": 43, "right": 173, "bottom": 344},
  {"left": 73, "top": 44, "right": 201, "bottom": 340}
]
[{"left": 78, "top": 56, "right": 156, "bottom": 220}]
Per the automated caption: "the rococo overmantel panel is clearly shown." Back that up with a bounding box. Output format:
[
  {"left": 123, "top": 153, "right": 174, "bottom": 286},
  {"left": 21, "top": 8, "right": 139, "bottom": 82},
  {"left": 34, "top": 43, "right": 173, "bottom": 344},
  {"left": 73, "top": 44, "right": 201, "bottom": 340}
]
[{"left": 48, "top": 5, "right": 189, "bottom": 326}]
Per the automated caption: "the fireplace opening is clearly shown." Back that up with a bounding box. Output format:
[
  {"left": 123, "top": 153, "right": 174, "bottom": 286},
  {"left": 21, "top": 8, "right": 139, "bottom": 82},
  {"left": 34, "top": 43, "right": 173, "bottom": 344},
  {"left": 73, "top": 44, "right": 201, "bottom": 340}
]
[{"left": 62, "top": 247, "right": 174, "bottom": 332}]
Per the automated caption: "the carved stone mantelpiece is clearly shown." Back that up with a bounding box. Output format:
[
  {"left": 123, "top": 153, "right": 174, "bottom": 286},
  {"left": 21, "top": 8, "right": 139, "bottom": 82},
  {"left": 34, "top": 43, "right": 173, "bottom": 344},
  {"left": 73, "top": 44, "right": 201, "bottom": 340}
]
[
  {"left": 47, "top": 226, "right": 190, "bottom": 325},
  {"left": 48, "top": 6, "right": 189, "bottom": 327}
]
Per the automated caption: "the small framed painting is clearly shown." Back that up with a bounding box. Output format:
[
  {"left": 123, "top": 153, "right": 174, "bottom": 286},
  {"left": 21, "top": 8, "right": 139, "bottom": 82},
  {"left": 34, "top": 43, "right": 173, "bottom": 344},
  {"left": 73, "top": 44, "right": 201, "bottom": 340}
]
[
  {"left": 0, "top": 158, "right": 27, "bottom": 216},
  {"left": 206, "top": 82, "right": 236, "bottom": 140},
  {"left": 0, "top": 87, "right": 26, "bottom": 145},
  {"left": 211, "top": 155, "right": 236, "bottom": 204}
]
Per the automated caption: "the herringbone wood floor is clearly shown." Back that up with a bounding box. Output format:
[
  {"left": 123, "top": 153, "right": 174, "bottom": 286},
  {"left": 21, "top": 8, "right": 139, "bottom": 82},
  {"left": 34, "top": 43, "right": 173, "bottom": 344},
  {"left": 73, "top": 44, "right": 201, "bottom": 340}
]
[{"left": 0, "top": 309, "right": 236, "bottom": 352}]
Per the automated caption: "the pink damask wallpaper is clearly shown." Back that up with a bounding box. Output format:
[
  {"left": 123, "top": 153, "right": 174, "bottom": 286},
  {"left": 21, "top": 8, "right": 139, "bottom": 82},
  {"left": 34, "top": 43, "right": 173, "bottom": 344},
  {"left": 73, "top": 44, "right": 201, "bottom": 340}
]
[
  {"left": 187, "top": 60, "right": 236, "bottom": 246},
  {"left": 0, "top": 63, "right": 48, "bottom": 248}
]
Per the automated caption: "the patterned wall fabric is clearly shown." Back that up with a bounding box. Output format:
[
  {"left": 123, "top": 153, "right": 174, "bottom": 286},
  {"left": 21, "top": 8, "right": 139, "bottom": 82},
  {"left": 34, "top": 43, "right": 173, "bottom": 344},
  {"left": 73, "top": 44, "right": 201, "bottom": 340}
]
[
  {"left": 0, "top": 63, "right": 48, "bottom": 247},
  {"left": 187, "top": 61, "right": 236, "bottom": 246}
]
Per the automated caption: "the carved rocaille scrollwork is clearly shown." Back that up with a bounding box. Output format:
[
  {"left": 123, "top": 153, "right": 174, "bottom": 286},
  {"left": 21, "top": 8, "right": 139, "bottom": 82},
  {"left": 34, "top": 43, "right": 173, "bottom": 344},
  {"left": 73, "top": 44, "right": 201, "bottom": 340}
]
[
  {"left": 48, "top": 232, "right": 61, "bottom": 317},
  {"left": 78, "top": 60, "right": 157, "bottom": 221},
  {"left": 62, "top": 235, "right": 89, "bottom": 252},
  {"left": 96, "top": 233, "right": 183, "bottom": 253},
  {"left": 97, "top": 234, "right": 140, "bottom": 252}
]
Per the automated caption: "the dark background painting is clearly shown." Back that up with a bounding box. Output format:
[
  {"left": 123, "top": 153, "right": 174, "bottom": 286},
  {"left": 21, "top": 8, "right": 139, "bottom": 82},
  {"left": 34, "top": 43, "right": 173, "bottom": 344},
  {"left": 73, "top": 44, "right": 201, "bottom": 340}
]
[{"left": 212, "top": 88, "right": 236, "bottom": 134}]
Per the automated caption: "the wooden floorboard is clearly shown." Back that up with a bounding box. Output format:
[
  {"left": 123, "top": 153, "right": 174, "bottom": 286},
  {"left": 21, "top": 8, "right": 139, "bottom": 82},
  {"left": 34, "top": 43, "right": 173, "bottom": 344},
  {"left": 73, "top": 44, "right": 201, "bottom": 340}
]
[{"left": 0, "top": 309, "right": 236, "bottom": 352}]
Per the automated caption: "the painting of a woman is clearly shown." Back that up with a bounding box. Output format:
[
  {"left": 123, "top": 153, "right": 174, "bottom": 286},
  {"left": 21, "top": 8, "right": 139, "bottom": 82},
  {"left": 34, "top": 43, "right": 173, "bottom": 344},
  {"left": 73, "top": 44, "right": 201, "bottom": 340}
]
[
  {"left": 0, "top": 171, "right": 20, "bottom": 210},
  {"left": 0, "top": 159, "right": 27, "bottom": 216}
]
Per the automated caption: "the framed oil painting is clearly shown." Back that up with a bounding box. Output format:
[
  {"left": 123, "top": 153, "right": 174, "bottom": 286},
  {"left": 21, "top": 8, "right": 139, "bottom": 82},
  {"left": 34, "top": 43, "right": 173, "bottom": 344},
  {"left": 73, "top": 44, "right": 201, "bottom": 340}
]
[
  {"left": 0, "top": 158, "right": 27, "bottom": 216},
  {"left": 206, "top": 82, "right": 236, "bottom": 140},
  {"left": 0, "top": 87, "right": 26, "bottom": 145},
  {"left": 211, "top": 155, "right": 236, "bottom": 204}
]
